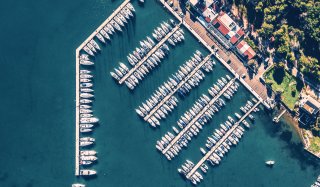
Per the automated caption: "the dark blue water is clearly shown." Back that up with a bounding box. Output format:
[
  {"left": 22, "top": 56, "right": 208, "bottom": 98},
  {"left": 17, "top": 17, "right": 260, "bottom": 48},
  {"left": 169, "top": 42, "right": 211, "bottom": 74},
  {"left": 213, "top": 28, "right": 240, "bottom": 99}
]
[{"left": 0, "top": 0, "right": 318, "bottom": 187}]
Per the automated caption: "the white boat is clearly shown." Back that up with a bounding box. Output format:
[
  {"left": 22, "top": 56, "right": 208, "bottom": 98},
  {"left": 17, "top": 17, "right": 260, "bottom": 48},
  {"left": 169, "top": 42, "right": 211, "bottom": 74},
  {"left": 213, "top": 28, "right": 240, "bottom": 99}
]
[
  {"left": 80, "top": 141, "right": 93, "bottom": 147},
  {"left": 80, "top": 117, "right": 99, "bottom": 123},
  {"left": 80, "top": 128, "right": 92, "bottom": 133},
  {"left": 83, "top": 46, "right": 94, "bottom": 56},
  {"left": 117, "top": 13, "right": 127, "bottom": 23},
  {"left": 124, "top": 7, "right": 133, "bottom": 17},
  {"left": 110, "top": 72, "right": 120, "bottom": 81},
  {"left": 80, "top": 99, "right": 92, "bottom": 104},
  {"left": 80, "top": 78, "right": 91, "bottom": 83},
  {"left": 80, "top": 54, "right": 89, "bottom": 60},
  {"left": 81, "top": 88, "right": 94, "bottom": 93},
  {"left": 103, "top": 26, "right": 113, "bottom": 35},
  {"left": 126, "top": 3, "right": 135, "bottom": 12},
  {"left": 121, "top": 9, "right": 130, "bottom": 19},
  {"left": 72, "top": 184, "right": 85, "bottom": 187},
  {"left": 81, "top": 150, "right": 97, "bottom": 156},
  {"left": 80, "top": 169, "right": 97, "bottom": 176},
  {"left": 80, "top": 60, "right": 94, "bottom": 66},
  {"left": 266, "top": 160, "right": 275, "bottom": 166},
  {"left": 80, "top": 74, "right": 93, "bottom": 79},
  {"left": 80, "top": 93, "right": 94, "bottom": 99},
  {"left": 80, "top": 70, "right": 91, "bottom": 74},
  {"left": 80, "top": 124, "right": 94, "bottom": 128},
  {"left": 100, "top": 29, "right": 110, "bottom": 40},
  {"left": 80, "top": 105, "right": 91, "bottom": 109},
  {"left": 80, "top": 83, "right": 93, "bottom": 88},
  {"left": 79, "top": 160, "right": 92, "bottom": 166},
  {"left": 96, "top": 32, "right": 105, "bottom": 43},
  {"left": 80, "top": 137, "right": 95, "bottom": 142},
  {"left": 107, "top": 23, "right": 115, "bottom": 33},
  {"left": 110, "top": 20, "right": 122, "bottom": 31},
  {"left": 89, "top": 40, "right": 100, "bottom": 50},
  {"left": 114, "top": 16, "right": 124, "bottom": 27},
  {"left": 86, "top": 43, "right": 96, "bottom": 53}
]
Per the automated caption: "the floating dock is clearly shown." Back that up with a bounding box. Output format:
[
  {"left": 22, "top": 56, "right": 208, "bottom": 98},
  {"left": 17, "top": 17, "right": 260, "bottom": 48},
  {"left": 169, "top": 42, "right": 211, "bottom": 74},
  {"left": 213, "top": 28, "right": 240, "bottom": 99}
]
[
  {"left": 74, "top": 0, "right": 131, "bottom": 176},
  {"left": 186, "top": 100, "right": 261, "bottom": 179},
  {"left": 119, "top": 23, "right": 182, "bottom": 84},
  {"left": 143, "top": 54, "right": 212, "bottom": 122},
  {"left": 162, "top": 78, "right": 236, "bottom": 155}
]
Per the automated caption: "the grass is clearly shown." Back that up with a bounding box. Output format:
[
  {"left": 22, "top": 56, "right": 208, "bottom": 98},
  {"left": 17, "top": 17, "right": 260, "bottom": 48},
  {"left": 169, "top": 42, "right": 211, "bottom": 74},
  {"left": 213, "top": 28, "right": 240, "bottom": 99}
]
[
  {"left": 308, "top": 136, "right": 320, "bottom": 153},
  {"left": 264, "top": 66, "right": 302, "bottom": 110}
]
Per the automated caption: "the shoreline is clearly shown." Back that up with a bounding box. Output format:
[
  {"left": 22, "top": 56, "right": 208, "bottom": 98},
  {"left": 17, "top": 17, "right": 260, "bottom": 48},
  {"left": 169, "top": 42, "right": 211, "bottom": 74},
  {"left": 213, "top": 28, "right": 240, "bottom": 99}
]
[{"left": 282, "top": 111, "right": 304, "bottom": 144}]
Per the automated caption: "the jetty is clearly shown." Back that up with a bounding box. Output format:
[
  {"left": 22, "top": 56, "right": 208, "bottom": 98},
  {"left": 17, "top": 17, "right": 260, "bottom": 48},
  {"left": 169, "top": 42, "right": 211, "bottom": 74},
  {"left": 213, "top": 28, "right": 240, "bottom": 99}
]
[
  {"left": 273, "top": 109, "right": 286, "bottom": 123},
  {"left": 186, "top": 100, "right": 261, "bottom": 179},
  {"left": 143, "top": 54, "right": 212, "bottom": 121},
  {"left": 74, "top": 0, "right": 131, "bottom": 176},
  {"left": 162, "top": 78, "right": 236, "bottom": 154},
  {"left": 76, "top": 0, "right": 130, "bottom": 52},
  {"left": 119, "top": 23, "right": 182, "bottom": 84}
]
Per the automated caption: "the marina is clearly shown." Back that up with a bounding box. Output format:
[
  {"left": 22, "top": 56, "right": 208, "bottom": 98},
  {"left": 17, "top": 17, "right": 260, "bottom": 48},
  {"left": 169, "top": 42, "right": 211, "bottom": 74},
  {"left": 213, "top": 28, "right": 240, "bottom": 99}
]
[
  {"left": 139, "top": 54, "right": 213, "bottom": 126},
  {"left": 117, "top": 22, "right": 183, "bottom": 86},
  {"left": 159, "top": 77, "right": 237, "bottom": 158},
  {"left": 158, "top": 0, "right": 268, "bottom": 109},
  {"left": 1, "top": 0, "right": 319, "bottom": 187},
  {"left": 75, "top": 0, "right": 133, "bottom": 176},
  {"left": 184, "top": 100, "right": 261, "bottom": 184}
]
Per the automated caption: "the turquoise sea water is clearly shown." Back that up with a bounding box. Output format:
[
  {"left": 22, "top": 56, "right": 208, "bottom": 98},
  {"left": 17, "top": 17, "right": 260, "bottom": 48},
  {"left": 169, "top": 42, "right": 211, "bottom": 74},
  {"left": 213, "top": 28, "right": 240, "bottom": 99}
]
[{"left": 0, "top": 0, "right": 319, "bottom": 186}]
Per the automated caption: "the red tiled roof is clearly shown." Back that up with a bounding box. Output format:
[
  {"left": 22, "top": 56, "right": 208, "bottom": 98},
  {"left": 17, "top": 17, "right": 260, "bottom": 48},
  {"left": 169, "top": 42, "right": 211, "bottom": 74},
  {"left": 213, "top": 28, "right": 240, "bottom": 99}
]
[
  {"left": 237, "top": 29, "right": 245, "bottom": 37},
  {"left": 217, "top": 22, "right": 229, "bottom": 35},
  {"left": 244, "top": 47, "right": 256, "bottom": 60},
  {"left": 230, "top": 35, "right": 239, "bottom": 44},
  {"left": 212, "top": 19, "right": 218, "bottom": 25},
  {"left": 236, "top": 40, "right": 245, "bottom": 49}
]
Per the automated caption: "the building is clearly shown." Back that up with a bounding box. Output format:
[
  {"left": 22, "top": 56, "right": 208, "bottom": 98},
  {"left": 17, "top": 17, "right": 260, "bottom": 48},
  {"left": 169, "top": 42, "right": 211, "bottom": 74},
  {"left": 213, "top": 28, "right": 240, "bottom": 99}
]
[
  {"left": 188, "top": 1, "right": 256, "bottom": 60},
  {"left": 299, "top": 96, "right": 320, "bottom": 126},
  {"left": 236, "top": 40, "right": 256, "bottom": 60},
  {"left": 212, "top": 12, "right": 245, "bottom": 45},
  {"left": 202, "top": 7, "right": 218, "bottom": 23}
]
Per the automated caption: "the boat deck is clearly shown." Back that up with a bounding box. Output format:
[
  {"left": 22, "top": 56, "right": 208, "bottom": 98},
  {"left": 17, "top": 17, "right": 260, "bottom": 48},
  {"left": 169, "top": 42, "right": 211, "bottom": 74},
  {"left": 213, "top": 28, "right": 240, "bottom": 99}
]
[
  {"left": 162, "top": 78, "right": 236, "bottom": 155},
  {"left": 143, "top": 54, "right": 212, "bottom": 122},
  {"left": 186, "top": 100, "right": 261, "bottom": 179},
  {"left": 118, "top": 23, "right": 182, "bottom": 84}
]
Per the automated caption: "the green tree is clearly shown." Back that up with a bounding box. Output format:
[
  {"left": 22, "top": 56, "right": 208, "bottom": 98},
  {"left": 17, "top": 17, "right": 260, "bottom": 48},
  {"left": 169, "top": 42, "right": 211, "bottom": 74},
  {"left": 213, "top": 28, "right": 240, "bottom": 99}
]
[{"left": 257, "top": 22, "right": 274, "bottom": 39}]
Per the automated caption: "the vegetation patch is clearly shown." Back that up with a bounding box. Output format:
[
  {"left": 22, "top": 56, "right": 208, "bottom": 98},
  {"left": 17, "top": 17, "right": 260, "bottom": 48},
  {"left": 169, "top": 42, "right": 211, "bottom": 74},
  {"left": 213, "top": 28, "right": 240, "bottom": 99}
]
[
  {"left": 308, "top": 136, "right": 320, "bottom": 154},
  {"left": 264, "top": 66, "right": 301, "bottom": 110}
]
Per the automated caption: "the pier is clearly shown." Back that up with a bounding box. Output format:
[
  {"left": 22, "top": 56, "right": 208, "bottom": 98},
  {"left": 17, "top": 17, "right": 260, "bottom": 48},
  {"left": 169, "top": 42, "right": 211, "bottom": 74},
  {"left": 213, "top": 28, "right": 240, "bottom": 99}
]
[
  {"left": 118, "top": 23, "right": 182, "bottom": 84},
  {"left": 186, "top": 100, "right": 261, "bottom": 179},
  {"left": 162, "top": 78, "right": 236, "bottom": 154},
  {"left": 143, "top": 54, "right": 212, "bottom": 121},
  {"left": 75, "top": 50, "right": 80, "bottom": 176},
  {"left": 158, "top": 0, "right": 269, "bottom": 109},
  {"left": 74, "top": 0, "right": 130, "bottom": 176},
  {"left": 273, "top": 109, "right": 286, "bottom": 123},
  {"left": 76, "top": 0, "right": 130, "bottom": 52}
]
